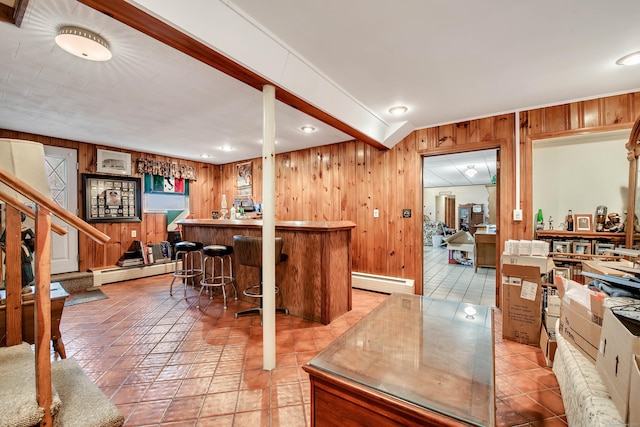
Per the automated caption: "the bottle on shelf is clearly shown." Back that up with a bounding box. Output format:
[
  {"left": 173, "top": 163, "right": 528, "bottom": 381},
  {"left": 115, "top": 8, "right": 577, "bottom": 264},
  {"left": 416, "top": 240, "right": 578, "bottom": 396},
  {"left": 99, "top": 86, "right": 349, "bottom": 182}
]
[
  {"left": 220, "top": 194, "right": 228, "bottom": 219},
  {"left": 566, "top": 209, "right": 574, "bottom": 231},
  {"left": 230, "top": 203, "right": 236, "bottom": 219},
  {"left": 536, "top": 209, "right": 544, "bottom": 230},
  {"left": 237, "top": 203, "right": 244, "bottom": 218}
]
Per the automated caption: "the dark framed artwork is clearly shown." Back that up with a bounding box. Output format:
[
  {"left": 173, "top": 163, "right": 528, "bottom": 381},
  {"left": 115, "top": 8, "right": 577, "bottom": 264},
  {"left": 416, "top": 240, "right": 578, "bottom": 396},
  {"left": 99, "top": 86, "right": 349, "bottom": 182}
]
[{"left": 82, "top": 173, "right": 142, "bottom": 223}]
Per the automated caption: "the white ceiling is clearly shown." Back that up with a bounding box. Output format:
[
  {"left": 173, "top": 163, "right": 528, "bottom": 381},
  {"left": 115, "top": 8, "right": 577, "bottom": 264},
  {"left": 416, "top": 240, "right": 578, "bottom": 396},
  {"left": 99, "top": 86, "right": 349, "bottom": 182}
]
[
  {"left": 423, "top": 150, "right": 497, "bottom": 188},
  {"left": 0, "top": 0, "right": 639, "bottom": 167}
]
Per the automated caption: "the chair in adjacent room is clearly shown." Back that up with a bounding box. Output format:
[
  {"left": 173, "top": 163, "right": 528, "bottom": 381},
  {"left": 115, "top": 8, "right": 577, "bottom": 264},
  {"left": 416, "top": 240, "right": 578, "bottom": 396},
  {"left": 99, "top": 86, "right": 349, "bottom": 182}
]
[
  {"left": 169, "top": 241, "right": 203, "bottom": 299},
  {"left": 233, "top": 235, "right": 288, "bottom": 319},
  {"left": 198, "top": 244, "right": 237, "bottom": 309}
]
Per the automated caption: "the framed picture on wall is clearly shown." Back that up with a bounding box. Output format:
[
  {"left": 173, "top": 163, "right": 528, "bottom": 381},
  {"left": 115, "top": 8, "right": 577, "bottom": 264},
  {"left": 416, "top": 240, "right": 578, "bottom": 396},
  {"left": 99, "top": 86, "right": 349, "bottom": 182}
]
[
  {"left": 82, "top": 173, "right": 142, "bottom": 223},
  {"left": 96, "top": 149, "right": 132, "bottom": 175},
  {"left": 574, "top": 214, "right": 592, "bottom": 232}
]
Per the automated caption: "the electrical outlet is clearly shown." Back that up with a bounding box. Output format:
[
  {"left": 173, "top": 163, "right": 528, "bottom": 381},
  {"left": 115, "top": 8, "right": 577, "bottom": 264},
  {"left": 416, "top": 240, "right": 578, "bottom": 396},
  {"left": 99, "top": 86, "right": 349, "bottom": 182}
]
[
  {"left": 131, "top": 230, "right": 137, "bottom": 237},
  {"left": 513, "top": 209, "right": 522, "bottom": 221},
  {"left": 373, "top": 209, "right": 379, "bottom": 218}
]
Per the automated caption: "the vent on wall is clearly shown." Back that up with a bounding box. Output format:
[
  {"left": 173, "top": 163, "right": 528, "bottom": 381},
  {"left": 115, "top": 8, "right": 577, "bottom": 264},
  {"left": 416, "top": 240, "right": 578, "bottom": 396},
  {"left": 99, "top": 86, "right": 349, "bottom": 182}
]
[{"left": 352, "top": 272, "right": 414, "bottom": 294}]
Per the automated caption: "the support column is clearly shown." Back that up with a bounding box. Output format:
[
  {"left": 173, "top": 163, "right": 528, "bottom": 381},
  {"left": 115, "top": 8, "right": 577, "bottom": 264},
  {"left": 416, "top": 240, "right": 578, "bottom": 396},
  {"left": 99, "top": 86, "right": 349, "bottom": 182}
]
[{"left": 262, "top": 84, "right": 276, "bottom": 370}]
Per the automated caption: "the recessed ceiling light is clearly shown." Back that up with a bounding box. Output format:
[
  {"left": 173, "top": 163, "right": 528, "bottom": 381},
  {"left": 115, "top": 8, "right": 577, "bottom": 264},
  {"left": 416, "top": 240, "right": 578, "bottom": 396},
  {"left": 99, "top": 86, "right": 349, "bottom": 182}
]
[
  {"left": 300, "top": 126, "right": 316, "bottom": 133},
  {"left": 219, "top": 145, "right": 235, "bottom": 152},
  {"left": 201, "top": 154, "right": 210, "bottom": 158},
  {"left": 616, "top": 51, "right": 640, "bottom": 66},
  {"left": 54, "top": 26, "right": 112, "bottom": 61},
  {"left": 388, "top": 106, "right": 408, "bottom": 115}
]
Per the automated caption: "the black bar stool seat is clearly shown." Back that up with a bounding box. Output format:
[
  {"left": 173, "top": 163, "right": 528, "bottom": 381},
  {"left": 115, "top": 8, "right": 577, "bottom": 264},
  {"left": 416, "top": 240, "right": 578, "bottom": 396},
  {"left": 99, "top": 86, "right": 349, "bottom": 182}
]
[
  {"left": 169, "top": 241, "right": 204, "bottom": 299},
  {"left": 233, "top": 235, "right": 288, "bottom": 319},
  {"left": 198, "top": 244, "right": 237, "bottom": 309}
]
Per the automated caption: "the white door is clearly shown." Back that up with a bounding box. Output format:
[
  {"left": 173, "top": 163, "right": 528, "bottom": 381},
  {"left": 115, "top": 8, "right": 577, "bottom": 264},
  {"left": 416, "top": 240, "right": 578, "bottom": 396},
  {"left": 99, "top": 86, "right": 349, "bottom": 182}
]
[{"left": 44, "top": 146, "right": 78, "bottom": 274}]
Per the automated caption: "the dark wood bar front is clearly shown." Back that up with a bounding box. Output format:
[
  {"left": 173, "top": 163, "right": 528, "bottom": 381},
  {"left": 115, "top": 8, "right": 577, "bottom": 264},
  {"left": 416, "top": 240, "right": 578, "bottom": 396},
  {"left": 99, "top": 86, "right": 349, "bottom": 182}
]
[{"left": 178, "top": 219, "right": 355, "bottom": 324}]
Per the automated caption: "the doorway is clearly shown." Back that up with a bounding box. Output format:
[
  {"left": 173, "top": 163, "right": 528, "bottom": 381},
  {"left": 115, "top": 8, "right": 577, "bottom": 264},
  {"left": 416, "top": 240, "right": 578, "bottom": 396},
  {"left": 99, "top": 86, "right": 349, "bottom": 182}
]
[{"left": 422, "top": 149, "right": 499, "bottom": 306}]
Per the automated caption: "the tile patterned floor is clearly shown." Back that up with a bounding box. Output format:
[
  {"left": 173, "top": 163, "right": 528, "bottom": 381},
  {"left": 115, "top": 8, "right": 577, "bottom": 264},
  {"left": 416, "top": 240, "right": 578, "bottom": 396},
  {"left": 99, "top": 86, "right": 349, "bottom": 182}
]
[{"left": 57, "top": 267, "right": 566, "bottom": 426}]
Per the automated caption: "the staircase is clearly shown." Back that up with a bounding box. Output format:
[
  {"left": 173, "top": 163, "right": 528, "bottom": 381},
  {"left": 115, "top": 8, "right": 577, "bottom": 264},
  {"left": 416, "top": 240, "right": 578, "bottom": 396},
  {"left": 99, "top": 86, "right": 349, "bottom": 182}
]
[{"left": 51, "top": 272, "right": 94, "bottom": 293}]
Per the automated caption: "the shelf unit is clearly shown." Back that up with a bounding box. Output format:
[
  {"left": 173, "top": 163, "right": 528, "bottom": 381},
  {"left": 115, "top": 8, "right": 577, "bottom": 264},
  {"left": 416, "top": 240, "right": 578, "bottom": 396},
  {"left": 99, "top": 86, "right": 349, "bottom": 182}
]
[{"left": 536, "top": 230, "right": 628, "bottom": 283}]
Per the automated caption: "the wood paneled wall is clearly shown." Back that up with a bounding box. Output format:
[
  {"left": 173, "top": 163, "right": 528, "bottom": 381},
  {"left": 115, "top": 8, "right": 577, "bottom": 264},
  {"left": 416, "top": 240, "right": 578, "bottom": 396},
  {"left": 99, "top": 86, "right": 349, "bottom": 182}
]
[
  {"left": 0, "top": 129, "right": 221, "bottom": 271},
  {"left": 3, "top": 91, "right": 639, "bottom": 300}
]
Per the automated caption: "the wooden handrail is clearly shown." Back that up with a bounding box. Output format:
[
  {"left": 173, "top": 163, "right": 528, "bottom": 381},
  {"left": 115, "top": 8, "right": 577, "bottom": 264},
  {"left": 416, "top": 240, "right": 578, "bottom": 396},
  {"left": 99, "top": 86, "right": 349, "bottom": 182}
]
[
  {"left": 0, "top": 168, "right": 109, "bottom": 244},
  {"left": 0, "top": 189, "right": 67, "bottom": 236}
]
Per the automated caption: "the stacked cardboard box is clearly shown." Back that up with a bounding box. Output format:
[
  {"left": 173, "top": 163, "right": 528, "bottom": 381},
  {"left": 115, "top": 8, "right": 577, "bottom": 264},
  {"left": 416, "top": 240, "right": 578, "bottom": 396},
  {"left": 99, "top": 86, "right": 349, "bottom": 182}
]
[
  {"left": 445, "top": 231, "right": 474, "bottom": 265},
  {"left": 556, "top": 277, "right": 605, "bottom": 363},
  {"left": 501, "top": 255, "right": 554, "bottom": 345},
  {"left": 596, "top": 305, "right": 640, "bottom": 424}
]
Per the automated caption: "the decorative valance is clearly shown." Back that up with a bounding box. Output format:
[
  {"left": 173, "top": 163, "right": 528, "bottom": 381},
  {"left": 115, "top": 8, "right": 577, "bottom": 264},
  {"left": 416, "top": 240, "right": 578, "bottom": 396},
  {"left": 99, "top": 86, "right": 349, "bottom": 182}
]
[{"left": 136, "top": 158, "right": 197, "bottom": 181}]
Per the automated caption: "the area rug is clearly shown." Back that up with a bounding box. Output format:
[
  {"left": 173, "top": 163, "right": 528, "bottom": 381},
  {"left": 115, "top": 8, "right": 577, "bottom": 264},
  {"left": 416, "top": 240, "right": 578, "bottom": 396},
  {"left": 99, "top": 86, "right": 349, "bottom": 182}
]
[{"left": 64, "top": 289, "right": 109, "bottom": 307}]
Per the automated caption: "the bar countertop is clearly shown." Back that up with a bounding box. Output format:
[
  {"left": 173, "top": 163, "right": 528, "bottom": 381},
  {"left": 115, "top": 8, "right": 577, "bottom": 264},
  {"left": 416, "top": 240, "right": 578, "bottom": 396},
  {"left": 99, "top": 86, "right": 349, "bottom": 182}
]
[
  {"left": 177, "top": 218, "right": 356, "bottom": 231},
  {"left": 178, "top": 218, "right": 355, "bottom": 324}
]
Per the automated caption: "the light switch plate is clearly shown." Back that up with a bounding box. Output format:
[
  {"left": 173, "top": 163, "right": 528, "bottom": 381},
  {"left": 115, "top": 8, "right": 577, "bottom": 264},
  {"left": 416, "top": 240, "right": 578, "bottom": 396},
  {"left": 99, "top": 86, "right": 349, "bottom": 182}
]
[{"left": 513, "top": 209, "right": 522, "bottom": 221}]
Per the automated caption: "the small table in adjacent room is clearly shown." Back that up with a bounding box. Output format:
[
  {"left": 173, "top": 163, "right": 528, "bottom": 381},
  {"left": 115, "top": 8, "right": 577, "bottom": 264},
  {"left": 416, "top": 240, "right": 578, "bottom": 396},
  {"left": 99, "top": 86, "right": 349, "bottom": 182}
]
[{"left": 303, "top": 294, "right": 495, "bottom": 426}]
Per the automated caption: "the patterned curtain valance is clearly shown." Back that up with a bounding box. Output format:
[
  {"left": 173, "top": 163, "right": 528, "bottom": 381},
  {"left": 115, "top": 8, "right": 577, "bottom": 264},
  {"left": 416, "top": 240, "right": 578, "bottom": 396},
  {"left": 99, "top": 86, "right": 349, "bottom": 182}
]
[{"left": 136, "top": 158, "right": 197, "bottom": 181}]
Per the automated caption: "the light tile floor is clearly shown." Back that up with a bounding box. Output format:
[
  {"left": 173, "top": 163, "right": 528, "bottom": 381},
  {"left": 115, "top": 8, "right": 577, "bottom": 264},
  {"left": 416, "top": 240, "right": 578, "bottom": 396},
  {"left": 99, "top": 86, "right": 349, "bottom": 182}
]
[
  {"left": 423, "top": 245, "right": 496, "bottom": 306},
  {"left": 56, "top": 264, "right": 566, "bottom": 426}
]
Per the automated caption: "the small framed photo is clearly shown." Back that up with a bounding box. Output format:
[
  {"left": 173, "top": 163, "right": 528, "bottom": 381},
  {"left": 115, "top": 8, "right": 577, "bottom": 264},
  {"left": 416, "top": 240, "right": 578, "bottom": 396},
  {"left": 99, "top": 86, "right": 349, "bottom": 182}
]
[
  {"left": 553, "top": 266, "right": 572, "bottom": 281},
  {"left": 594, "top": 242, "right": 615, "bottom": 256},
  {"left": 573, "top": 241, "right": 591, "bottom": 255},
  {"left": 96, "top": 149, "right": 132, "bottom": 175},
  {"left": 574, "top": 214, "right": 593, "bottom": 232},
  {"left": 552, "top": 241, "right": 571, "bottom": 254}
]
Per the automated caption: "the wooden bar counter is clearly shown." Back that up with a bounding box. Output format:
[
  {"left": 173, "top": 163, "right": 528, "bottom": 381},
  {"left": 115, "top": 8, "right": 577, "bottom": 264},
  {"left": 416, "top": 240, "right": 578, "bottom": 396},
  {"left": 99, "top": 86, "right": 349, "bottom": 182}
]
[{"left": 178, "top": 219, "right": 355, "bottom": 324}]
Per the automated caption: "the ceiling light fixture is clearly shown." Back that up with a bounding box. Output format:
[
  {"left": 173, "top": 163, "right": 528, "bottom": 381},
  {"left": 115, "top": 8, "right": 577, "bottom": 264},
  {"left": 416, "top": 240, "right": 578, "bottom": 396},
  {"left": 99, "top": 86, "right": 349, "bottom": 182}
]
[
  {"left": 465, "top": 165, "right": 477, "bottom": 177},
  {"left": 300, "top": 126, "right": 316, "bottom": 133},
  {"left": 616, "top": 51, "right": 640, "bottom": 66},
  {"left": 388, "top": 106, "right": 408, "bottom": 116},
  {"left": 55, "top": 26, "right": 112, "bottom": 61},
  {"left": 219, "top": 145, "right": 235, "bottom": 152}
]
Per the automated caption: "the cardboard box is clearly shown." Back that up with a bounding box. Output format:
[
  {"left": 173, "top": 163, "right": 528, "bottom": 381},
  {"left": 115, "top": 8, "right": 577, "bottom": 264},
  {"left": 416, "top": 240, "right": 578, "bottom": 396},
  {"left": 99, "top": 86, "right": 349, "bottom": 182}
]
[
  {"left": 448, "top": 249, "right": 474, "bottom": 265},
  {"left": 500, "top": 254, "right": 555, "bottom": 274},
  {"left": 544, "top": 307, "right": 559, "bottom": 331},
  {"left": 558, "top": 300, "right": 602, "bottom": 363},
  {"left": 581, "top": 259, "right": 636, "bottom": 277},
  {"left": 629, "top": 354, "right": 640, "bottom": 427},
  {"left": 502, "top": 263, "right": 543, "bottom": 345},
  {"left": 596, "top": 307, "right": 640, "bottom": 423},
  {"left": 539, "top": 323, "right": 557, "bottom": 367},
  {"left": 546, "top": 293, "right": 561, "bottom": 316}
]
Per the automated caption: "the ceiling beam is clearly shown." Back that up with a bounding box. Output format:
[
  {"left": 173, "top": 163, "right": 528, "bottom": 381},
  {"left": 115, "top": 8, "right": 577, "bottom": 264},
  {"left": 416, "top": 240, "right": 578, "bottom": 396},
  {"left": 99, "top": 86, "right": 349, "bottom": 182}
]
[{"left": 78, "top": 0, "right": 387, "bottom": 151}]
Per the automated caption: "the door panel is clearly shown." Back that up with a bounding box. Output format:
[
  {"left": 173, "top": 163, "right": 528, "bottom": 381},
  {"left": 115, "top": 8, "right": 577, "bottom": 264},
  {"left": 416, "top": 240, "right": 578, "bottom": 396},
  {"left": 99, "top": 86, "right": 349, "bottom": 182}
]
[{"left": 45, "top": 146, "right": 78, "bottom": 274}]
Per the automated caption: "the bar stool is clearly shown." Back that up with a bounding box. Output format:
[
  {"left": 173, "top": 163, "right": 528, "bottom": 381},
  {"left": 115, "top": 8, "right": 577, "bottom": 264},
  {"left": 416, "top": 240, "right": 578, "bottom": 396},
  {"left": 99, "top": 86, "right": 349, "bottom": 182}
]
[
  {"left": 198, "top": 244, "right": 237, "bottom": 309},
  {"left": 233, "top": 235, "right": 289, "bottom": 319},
  {"left": 169, "top": 241, "right": 203, "bottom": 299}
]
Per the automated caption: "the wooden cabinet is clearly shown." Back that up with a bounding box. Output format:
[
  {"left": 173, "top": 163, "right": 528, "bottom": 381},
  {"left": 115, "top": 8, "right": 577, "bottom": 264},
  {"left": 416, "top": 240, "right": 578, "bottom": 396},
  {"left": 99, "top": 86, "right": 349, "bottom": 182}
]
[{"left": 474, "top": 232, "right": 496, "bottom": 272}]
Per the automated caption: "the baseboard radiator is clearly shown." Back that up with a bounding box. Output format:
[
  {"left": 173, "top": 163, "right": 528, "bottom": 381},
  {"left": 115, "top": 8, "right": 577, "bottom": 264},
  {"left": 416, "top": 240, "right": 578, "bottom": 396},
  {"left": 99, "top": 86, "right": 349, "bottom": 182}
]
[{"left": 351, "top": 272, "right": 414, "bottom": 294}]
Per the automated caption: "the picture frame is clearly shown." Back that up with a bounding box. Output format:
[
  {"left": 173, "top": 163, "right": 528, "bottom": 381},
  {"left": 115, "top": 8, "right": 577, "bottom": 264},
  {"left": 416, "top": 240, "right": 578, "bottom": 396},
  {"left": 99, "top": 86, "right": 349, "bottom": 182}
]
[
  {"left": 82, "top": 173, "right": 142, "bottom": 223},
  {"left": 594, "top": 242, "right": 615, "bottom": 256},
  {"left": 552, "top": 240, "right": 571, "bottom": 255},
  {"left": 96, "top": 149, "right": 132, "bottom": 176},
  {"left": 574, "top": 213, "right": 592, "bottom": 232},
  {"left": 236, "top": 161, "right": 252, "bottom": 197},
  {"left": 553, "top": 266, "right": 572, "bottom": 281},
  {"left": 573, "top": 241, "right": 591, "bottom": 255}
]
